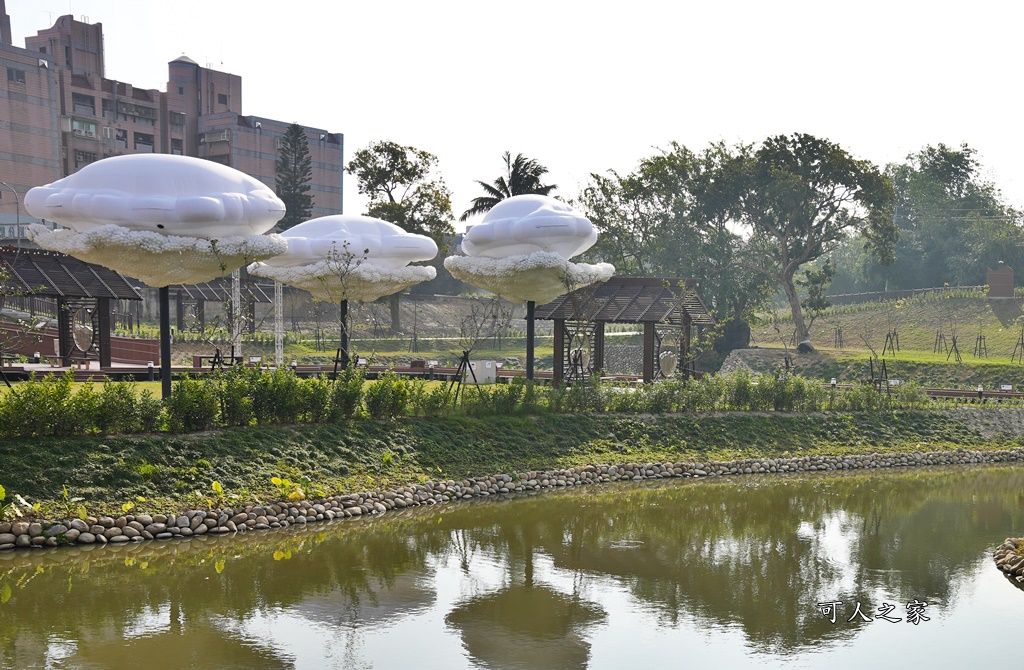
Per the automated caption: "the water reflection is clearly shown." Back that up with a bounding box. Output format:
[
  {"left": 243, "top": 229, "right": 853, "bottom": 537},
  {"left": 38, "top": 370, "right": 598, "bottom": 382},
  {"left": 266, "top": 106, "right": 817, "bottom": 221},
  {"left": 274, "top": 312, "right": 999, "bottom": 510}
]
[{"left": 2, "top": 465, "right": 1024, "bottom": 668}]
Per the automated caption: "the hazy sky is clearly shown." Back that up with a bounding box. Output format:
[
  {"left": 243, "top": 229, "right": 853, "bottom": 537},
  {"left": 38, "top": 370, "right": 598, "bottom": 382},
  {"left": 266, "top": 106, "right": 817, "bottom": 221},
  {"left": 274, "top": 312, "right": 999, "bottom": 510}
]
[{"left": 8, "top": 0, "right": 1023, "bottom": 229}]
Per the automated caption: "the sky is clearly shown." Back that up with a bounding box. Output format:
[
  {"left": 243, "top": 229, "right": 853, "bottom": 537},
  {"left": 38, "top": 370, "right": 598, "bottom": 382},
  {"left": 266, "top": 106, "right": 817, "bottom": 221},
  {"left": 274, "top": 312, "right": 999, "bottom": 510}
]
[{"left": 7, "top": 0, "right": 1024, "bottom": 231}]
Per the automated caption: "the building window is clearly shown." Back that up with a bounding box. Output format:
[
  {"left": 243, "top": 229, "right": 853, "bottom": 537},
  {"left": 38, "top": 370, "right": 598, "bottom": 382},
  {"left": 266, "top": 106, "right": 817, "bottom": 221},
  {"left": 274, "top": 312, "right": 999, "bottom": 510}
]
[
  {"left": 39, "top": 46, "right": 47, "bottom": 54},
  {"left": 218, "top": 93, "right": 228, "bottom": 105},
  {"left": 64, "top": 46, "right": 71, "bottom": 67},
  {"left": 171, "top": 138, "right": 183, "bottom": 155},
  {"left": 134, "top": 132, "right": 154, "bottom": 152},
  {"left": 72, "top": 93, "right": 95, "bottom": 116},
  {"left": 75, "top": 150, "right": 97, "bottom": 167},
  {"left": 7, "top": 68, "right": 26, "bottom": 84},
  {"left": 115, "top": 128, "right": 127, "bottom": 150},
  {"left": 71, "top": 119, "right": 97, "bottom": 138},
  {"left": 178, "top": 86, "right": 184, "bottom": 95},
  {"left": 102, "top": 99, "right": 115, "bottom": 120}
]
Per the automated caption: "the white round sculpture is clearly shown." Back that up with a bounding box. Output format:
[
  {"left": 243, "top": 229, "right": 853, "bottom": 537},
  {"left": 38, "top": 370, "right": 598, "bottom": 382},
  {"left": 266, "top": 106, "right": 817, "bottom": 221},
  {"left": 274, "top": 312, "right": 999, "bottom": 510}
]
[
  {"left": 461, "top": 195, "right": 597, "bottom": 259},
  {"left": 248, "top": 215, "right": 437, "bottom": 303},
  {"left": 24, "top": 155, "right": 287, "bottom": 287},
  {"left": 445, "top": 195, "right": 613, "bottom": 304},
  {"left": 25, "top": 154, "right": 285, "bottom": 238}
]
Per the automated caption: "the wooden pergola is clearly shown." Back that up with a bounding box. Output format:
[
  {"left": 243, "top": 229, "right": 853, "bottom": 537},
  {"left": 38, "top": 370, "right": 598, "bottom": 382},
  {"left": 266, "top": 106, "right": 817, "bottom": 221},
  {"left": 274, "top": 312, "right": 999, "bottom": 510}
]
[
  {"left": 535, "top": 277, "right": 714, "bottom": 386},
  {"left": 1, "top": 248, "right": 142, "bottom": 366}
]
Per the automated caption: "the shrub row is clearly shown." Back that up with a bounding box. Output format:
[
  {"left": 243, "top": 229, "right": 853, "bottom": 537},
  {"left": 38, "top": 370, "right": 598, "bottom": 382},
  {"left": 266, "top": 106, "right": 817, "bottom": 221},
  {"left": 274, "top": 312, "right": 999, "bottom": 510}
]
[
  {"left": 0, "top": 373, "right": 162, "bottom": 439},
  {"left": 0, "top": 368, "right": 941, "bottom": 439}
]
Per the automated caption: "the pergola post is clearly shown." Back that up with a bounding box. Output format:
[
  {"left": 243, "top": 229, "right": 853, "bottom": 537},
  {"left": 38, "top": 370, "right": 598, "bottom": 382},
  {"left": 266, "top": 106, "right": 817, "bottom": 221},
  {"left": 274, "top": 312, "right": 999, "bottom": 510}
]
[
  {"left": 160, "top": 286, "right": 172, "bottom": 400},
  {"left": 526, "top": 300, "right": 535, "bottom": 380},
  {"left": 593, "top": 321, "right": 605, "bottom": 373},
  {"left": 643, "top": 321, "right": 656, "bottom": 383},
  {"left": 98, "top": 297, "right": 112, "bottom": 368},
  {"left": 56, "top": 298, "right": 69, "bottom": 365},
  {"left": 552, "top": 318, "right": 565, "bottom": 387}
]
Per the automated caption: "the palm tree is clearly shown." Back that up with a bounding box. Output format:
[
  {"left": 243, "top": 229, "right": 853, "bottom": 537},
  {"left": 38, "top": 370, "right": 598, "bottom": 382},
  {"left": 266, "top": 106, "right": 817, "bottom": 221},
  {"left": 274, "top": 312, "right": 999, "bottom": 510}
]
[{"left": 459, "top": 152, "right": 557, "bottom": 221}]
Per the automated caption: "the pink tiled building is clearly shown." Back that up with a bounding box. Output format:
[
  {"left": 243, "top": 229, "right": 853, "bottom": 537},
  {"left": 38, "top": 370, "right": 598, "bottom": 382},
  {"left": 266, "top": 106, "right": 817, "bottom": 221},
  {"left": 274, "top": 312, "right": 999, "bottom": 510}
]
[{"left": 0, "top": 2, "right": 342, "bottom": 242}]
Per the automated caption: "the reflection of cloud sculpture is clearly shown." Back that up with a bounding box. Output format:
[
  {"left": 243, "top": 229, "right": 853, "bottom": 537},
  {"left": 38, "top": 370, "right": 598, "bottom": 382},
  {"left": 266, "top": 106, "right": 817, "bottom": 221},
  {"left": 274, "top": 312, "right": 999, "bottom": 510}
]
[
  {"left": 445, "top": 195, "right": 612, "bottom": 303},
  {"left": 249, "top": 215, "right": 437, "bottom": 303},
  {"left": 445, "top": 252, "right": 613, "bottom": 304},
  {"left": 28, "top": 223, "right": 287, "bottom": 287},
  {"left": 446, "top": 585, "right": 605, "bottom": 670},
  {"left": 24, "top": 154, "right": 285, "bottom": 238},
  {"left": 461, "top": 195, "right": 597, "bottom": 259}
]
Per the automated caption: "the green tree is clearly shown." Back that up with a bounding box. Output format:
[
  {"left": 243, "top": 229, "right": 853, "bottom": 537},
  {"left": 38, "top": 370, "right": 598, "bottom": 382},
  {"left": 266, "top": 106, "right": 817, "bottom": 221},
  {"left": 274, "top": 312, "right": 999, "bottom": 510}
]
[
  {"left": 459, "top": 152, "right": 557, "bottom": 221},
  {"left": 346, "top": 140, "right": 455, "bottom": 329},
  {"left": 580, "top": 142, "right": 773, "bottom": 348},
  {"left": 726, "top": 134, "right": 895, "bottom": 343},
  {"left": 347, "top": 140, "right": 454, "bottom": 247},
  {"left": 274, "top": 123, "right": 313, "bottom": 231},
  {"left": 831, "top": 144, "right": 1021, "bottom": 293}
]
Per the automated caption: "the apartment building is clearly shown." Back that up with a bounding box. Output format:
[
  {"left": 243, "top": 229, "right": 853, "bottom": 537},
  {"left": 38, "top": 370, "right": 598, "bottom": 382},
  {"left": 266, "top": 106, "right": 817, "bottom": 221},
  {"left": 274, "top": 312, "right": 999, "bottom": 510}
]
[{"left": 0, "top": 2, "right": 343, "bottom": 243}]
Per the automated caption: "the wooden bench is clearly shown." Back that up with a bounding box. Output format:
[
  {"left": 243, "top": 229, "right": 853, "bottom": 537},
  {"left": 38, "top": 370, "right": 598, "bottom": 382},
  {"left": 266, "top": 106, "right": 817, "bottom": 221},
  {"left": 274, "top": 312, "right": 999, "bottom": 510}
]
[
  {"left": 192, "top": 355, "right": 243, "bottom": 369},
  {"left": 69, "top": 357, "right": 92, "bottom": 369}
]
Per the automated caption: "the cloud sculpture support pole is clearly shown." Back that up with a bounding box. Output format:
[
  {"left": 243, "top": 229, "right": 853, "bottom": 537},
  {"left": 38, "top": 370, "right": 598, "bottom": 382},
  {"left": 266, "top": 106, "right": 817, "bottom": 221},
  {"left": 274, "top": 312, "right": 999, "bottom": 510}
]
[
  {"left": 248, "top": 215, "right": 438, "bottom": 371},
  {"left": 25, "top": 154, "right": 288, "bottom": 399},
  {"left": 444, "top": 195, "right": 614, "bottom": 381}
]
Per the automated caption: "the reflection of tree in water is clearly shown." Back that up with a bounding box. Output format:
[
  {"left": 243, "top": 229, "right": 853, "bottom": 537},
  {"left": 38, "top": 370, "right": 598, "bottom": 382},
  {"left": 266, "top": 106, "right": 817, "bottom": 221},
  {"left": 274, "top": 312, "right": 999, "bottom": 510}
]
[
  {"left": 427, "top": 466, "right": 1024, "bottom": 655},
  {"left": 0, "top": 513, "right": 452, "bottom": 669},
  {"left": 3, "top": 466, "right": 1024, "bottom": 666}
]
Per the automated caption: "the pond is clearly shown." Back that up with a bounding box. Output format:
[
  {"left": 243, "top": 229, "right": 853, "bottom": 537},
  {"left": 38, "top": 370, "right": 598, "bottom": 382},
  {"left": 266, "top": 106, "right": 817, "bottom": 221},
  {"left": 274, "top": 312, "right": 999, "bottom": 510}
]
[{"left": 3, "top": 464, "right": 1024, "bottom": 669}]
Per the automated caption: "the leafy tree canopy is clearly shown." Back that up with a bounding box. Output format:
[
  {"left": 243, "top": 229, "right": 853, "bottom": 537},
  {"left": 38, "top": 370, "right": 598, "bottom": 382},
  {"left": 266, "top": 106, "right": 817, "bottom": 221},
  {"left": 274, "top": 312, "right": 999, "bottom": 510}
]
[
  {"left": 830, "top": 143, "right": 1022, "bottom": 293},
  {"left": 725, "top": 133, "right": 896, "bottom": 342},
  {"left": 580, "top": 141, "right": 773, "bottom": 331},
  {"left": 347, "top": 140, "right": 454, "bottom": 248}
]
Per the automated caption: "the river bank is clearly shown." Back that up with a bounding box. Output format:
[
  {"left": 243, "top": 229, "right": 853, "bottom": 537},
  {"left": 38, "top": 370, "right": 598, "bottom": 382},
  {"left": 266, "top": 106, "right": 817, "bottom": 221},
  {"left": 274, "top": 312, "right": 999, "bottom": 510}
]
[{"left": 3, "top": 407, "right": 1024, "bottom": 551}]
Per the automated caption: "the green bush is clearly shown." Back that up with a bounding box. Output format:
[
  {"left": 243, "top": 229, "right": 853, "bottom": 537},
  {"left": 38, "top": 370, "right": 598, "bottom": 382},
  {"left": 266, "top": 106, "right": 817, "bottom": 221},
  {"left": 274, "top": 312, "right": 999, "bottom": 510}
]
[
  {"left": 409, "top": 382, "right": 453, "bottom": 418},
  {"left": 251, "top": 368, "right": 303, "bottom": 424},
  {"left": 215, "top": 367, "right": 254, "bottom": 427},
  {"left": 301, "top": 374, "right": 333, "bottom": 423},
  {"left": 329, "top": 367, "right": 364, "bottom": 421},
  {"left": 166, "top": 373, "right": 219, "bottom": 433},
  {"left": 364, "top": 371, "right": 410, "bottom": 420}
]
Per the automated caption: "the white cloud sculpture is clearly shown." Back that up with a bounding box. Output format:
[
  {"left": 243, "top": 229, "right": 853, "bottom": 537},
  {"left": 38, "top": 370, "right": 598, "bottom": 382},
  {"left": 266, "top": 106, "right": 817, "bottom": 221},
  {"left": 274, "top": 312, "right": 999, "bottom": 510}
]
[
  {"left": 248, "top": 215, "right": 437, "bottom": 303},
  {"left": 445, "top": 195, "right": 613, "bottom": 304},
  {"left": 25, "top": 154, "right": 285, "bottom": 238},
  {"left": 24, "top": 154, "right": 287, "bottom": 287}
]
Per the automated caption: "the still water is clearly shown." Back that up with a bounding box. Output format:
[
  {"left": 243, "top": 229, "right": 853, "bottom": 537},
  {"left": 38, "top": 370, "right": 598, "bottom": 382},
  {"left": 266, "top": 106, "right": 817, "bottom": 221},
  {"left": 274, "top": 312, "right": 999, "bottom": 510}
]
[{"left": 3, "top": 465, "right": 1024, "bottom": 669}]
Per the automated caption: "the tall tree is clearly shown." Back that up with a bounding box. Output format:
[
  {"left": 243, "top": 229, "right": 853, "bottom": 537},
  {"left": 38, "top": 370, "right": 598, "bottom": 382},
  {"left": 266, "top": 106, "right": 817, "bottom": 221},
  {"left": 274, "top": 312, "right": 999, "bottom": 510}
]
[
  {"left": 580, "top": 142, "right": 773, "bottom": 348},
  {"left": 347, "top": 140, "right": 454, "bottom": 246},
  {"left": 274, "top": 123, "right": 313, "bottom": 231},
  {"left": 459, "top": 152, "right": 557, "bottom": 221},
  {"left": 347, "top": 140, "right": 455, "bottom": 329},
  {"left": 726, "top": 133, "right": 896, "bottom": 343}
]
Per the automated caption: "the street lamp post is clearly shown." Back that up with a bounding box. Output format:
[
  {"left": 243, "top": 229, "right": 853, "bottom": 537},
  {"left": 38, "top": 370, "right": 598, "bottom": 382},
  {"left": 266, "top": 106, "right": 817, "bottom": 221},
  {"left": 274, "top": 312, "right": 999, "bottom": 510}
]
[{"left": 0, "top": 181, "right": 20, "bottom": 248}]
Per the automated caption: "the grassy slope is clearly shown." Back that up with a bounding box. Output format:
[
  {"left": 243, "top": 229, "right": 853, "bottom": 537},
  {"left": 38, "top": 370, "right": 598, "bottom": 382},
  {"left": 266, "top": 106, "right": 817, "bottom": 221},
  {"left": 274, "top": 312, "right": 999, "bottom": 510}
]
[
  {"left": 745, "top": 296, "right": 1024, "bottom": 388},
  {"left": 1, "top": 411, "right": 1017, "bottom": 518}
]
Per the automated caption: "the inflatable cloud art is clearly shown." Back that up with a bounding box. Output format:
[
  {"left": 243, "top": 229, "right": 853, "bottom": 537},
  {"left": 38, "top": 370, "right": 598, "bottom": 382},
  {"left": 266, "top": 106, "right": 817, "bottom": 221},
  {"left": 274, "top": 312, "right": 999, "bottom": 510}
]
[
  {"left": 248, "top": 215, "right": 437, "bottom": 303},
  {"left": 445, "top": 195, "right": 614, "bottom": 304},
  {"left": 25, "top": 154, "right": 287, "bottom": 286}
]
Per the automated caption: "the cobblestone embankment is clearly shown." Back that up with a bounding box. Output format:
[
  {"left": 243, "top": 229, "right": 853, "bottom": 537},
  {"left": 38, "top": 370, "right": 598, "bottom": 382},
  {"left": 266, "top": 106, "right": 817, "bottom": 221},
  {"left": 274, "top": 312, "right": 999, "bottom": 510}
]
[{"left": 2, "top": 444, "right": 1022, "bottom": 552}]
